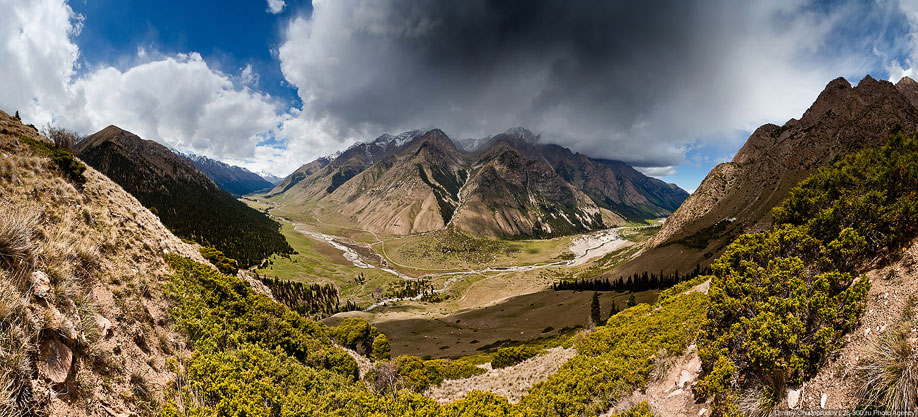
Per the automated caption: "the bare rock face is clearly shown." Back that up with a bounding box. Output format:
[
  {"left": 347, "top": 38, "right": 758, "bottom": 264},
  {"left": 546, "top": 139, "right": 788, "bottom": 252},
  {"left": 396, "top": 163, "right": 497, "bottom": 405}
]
[
  {"left": 897, "top": 76, "right": 918, "bottom": 109},
  {"left": 787, "top": 387, "right": 803, "bottom": 409},
  {"left": 37, "top": 337, "right": 72, "bottom": 384},
  {"left": 30, "top": 271, "right": 51, "bottom": 299}
]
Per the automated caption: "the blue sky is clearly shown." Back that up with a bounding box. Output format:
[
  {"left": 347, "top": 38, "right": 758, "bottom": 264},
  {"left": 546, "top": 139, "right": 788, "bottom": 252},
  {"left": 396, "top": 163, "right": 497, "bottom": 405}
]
[
  {"left": 69, "top": 0, "right": 310, "bottom": 104},
  {"left": 3, "top": 1, "right": 918, "bottom": 191}
]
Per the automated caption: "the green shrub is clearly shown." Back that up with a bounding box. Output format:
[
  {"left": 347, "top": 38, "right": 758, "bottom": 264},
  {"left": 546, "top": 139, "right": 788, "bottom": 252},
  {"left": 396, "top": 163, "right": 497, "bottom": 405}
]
[
  {"left": 164, "top": 255, "right": 357, "bottom": 379},
  {"left": 609, "top": 401, "right": 654, "bottom": 417},
  {"left": 395, "top": 355, "right": 444, "bottom": 392},
  {"left": 199, "top": 246, "right": 238, "bottom": 275},
  {"left": 161, "top": 253, "right": 712, "bottom": 416},
  {"left": 334, "top": 317, "right": 378, "bottom": 354},
  {"left": 372, "top": 333, "right": 391, "bottom": 361},
  {"left": 443, "top": 391, "right": 511, "bottom": 416},
  {"left": 390, "top": 356, "right": 486, "bottom": 393},
  {"left": 492, "top": 346, "right": 540, "bottom": 369},
  {"left": 515, "top": 293, "right": 708, "bottom": 416},
  {"left": 437, "top": 359, "right": 485, "bottom": 380}
]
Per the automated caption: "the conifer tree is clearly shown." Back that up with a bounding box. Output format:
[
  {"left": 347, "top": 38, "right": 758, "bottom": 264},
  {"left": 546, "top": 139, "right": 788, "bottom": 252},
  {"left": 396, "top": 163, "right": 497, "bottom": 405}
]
[{"left": 590, "top": 292, "right": 601, "bottom": 324}]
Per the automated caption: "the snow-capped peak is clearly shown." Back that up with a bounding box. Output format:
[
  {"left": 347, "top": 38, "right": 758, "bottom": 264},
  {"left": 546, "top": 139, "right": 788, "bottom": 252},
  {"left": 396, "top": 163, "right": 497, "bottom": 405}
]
[
  {"left": 503, "top": 127, "right": 538, "bottom": 142},
  {"left": 371, "top": 129, "right": 431, "bottom": 148}
]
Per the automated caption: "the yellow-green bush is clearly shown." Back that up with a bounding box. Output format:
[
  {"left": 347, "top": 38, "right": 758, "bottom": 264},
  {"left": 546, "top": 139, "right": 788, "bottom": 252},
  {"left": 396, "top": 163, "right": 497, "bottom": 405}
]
[
  {"left": 198, "top": 246, "right": 238, "bottom": 275},
  {"left": 515, "top": 292, "right": 707, "bottom": 416},
  {"left": 372, "top": 333, "right": 391, "bottom": 361},
  {"left": 697, "top": 132, "right": 918, "bottom": 415},
  {"left": 334, "top": 317, "right": 378, "bottom": 354},
  {"left": 609, "top": 402, "right": 654, "bottom": 417},
  {"left": 492, "top": 346, "right": 539, "bottom": 369}
]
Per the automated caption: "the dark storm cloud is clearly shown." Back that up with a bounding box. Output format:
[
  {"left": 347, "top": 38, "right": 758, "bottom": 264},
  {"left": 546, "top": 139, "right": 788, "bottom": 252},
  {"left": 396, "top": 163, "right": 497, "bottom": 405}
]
[{"left": 278, "top": 0, "right": 913, "bottom": 167}]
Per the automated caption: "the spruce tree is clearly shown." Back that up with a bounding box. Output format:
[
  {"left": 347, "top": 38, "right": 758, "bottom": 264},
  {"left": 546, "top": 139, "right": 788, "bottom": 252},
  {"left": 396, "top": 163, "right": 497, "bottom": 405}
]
[{"left": 590, "top": 292, "right": 601, "bottom": 324}]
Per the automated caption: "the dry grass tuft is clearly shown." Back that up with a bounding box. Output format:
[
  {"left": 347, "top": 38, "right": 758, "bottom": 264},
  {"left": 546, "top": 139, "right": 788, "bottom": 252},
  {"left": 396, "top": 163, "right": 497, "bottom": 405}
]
[
  {"left": 0, "top": 274, "right": 39, "bottom": 415},
  {"left": 857, "top": 297, "right": 918, "bottom": 411},
  {"left": 0, "top": 205, "right": 37, "bottom": 277}
]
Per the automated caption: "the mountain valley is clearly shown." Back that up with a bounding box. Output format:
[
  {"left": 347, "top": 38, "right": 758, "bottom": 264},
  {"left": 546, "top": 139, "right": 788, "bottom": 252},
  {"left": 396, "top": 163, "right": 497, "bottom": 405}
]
[{"left": 4, "top": 73, "right": 918, "bottom": 416}]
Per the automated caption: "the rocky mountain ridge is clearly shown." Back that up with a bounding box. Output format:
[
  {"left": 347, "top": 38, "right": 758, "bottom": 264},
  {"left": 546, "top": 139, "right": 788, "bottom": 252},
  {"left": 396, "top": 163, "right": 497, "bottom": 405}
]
[
  {"left": 606, "top": 75, "right": 918, "bottom": 279},
  {"left": 178, "top": 152, "right": 273, "bottom": 196},
  {"left": 267, "top": 127, "right": 688, "bottom": 237}
]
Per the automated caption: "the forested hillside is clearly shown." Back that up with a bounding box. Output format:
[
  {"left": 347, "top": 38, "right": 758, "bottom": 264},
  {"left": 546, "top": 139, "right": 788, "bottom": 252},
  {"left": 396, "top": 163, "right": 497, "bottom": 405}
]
[{"left": 75, "top": 126, "right": 292, "bottom": 267}]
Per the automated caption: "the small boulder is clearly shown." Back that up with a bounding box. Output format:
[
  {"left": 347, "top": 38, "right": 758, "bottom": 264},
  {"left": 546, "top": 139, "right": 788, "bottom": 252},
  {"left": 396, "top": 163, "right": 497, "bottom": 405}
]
[
  {"left": 787, "top": 387, "right": 803, "bottom": 409},
  {"left": 30, "top": 271, "right": 51, "bottom": 299},
  {"left": 96, "top": 314, "right": 113, "bottom": 337},
  {"left": 678, "top": 369, "right": 693, "bottom": 388},
  {"left": 37, "top": 337, "right": 72, "bottom": 383}
]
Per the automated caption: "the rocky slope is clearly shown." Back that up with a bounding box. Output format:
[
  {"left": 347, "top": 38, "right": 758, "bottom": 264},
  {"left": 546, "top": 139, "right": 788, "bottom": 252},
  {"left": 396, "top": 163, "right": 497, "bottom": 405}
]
[
  {"left": 180, "top": 152, "right": 272, "bottom": 196},
  {"left": 322, "top": 129, "right": 468, "bottom": 235},
  {"left": 268, "top": 128, "right": 687, "bottom": 238},
  {"left": 74, "top": 126, "right": 291, "bottom": 266},
  {"left": 606, "top": 75, "right": 918, "bottom": 278},
  {"left": 0, "top": 110, "right": 207, "bottom": 415}
]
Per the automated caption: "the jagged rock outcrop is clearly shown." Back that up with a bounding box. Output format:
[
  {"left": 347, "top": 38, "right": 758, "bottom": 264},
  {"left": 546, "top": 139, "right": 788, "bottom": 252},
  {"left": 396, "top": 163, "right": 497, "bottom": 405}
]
[{"left": 609, "top": 75, "right": 918, "bottom": 278}]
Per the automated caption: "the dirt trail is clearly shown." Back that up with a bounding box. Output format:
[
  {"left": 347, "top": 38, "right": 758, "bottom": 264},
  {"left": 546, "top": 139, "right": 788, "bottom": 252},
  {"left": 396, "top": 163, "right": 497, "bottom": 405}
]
[{"left": 604, "top": 345, "right": 708, "bottom": 417}]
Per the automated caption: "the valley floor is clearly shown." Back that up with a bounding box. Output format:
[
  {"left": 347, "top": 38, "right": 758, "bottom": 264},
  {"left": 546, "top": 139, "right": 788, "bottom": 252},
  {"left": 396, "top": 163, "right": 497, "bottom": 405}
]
[{"left": 245, "top": 197, "right": 661, "bottom": 358}]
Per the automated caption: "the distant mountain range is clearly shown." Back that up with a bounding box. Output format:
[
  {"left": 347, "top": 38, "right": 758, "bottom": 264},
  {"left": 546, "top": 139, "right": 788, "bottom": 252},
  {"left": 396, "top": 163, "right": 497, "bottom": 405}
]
[
  {"left": 176, "top": 152, "right": 273, "bottom": 196},
  {"left": 74, "top": 126, "right": 292, "bottom": 266},
  {"left": 606, "top": 75, "right": 918, "bottom": 278},
  {"left": 266, "top": 127, "right": 688, "bottom": 238}
]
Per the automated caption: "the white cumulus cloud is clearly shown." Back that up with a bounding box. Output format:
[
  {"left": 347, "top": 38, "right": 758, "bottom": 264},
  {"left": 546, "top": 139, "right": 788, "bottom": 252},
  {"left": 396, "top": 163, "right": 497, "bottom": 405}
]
[{"left": 266, "top": 0, "right": 285, "bottom": 14}]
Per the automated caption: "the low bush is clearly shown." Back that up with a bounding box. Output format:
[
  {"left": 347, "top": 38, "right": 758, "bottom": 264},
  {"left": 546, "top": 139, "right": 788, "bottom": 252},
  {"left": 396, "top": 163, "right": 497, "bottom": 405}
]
[
  {"left": 492, "top": 346, "right": 539, "bottom": 369},
  {"left": 516, "top": 292, "right": 708, "bottom": 416},
  {"left": 372, "top": 333, "right": 391, "bottom": 361},
  {"left": 198, "top": 246, "right": 238, "bottom": 275},
  {"left": 392, "top": 356, "right": 487, "bottom": 392},
  {"left": 161, "top": 254, "right": 708, "bottom": 416},
  {"left": 333, "top": 317, "right": 378, "bottom": 354},
  {"left": 610, "top": 401, "right": 654, "bottom": 417}
]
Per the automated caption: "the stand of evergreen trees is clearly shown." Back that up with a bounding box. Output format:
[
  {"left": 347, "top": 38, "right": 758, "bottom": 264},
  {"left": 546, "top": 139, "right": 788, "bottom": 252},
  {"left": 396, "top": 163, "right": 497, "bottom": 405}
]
[
  {"left": 552, "top": 264, "right": 711, "bottom": 292},
  {"left": 255, "top": 273, "right": 358, "bottom": 318},
  {"left": 385, "top": 279, "right": 435, "bottom": 299}
]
